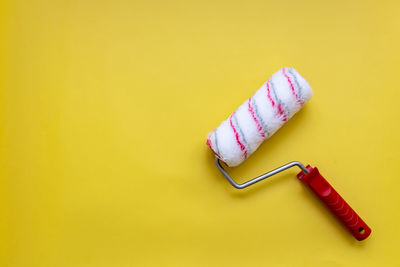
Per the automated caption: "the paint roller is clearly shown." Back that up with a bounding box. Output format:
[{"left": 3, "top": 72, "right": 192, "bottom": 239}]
[{"left": 206, "top": 68, "right": 371, "bottom": 241}]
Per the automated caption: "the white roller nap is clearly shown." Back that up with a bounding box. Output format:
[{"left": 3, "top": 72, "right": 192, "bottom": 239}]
[{"left": 206, "top": 68, "right": 313, "bottom": 167}]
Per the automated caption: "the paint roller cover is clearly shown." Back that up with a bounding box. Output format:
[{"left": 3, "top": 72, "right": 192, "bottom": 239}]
[{"left": 206, "top": 68, "right": 313, "bottom": 167}]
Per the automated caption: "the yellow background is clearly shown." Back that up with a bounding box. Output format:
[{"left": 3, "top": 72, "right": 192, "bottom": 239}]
[{"left": 1, "top": 0, "right": 399, "bottom": 266}]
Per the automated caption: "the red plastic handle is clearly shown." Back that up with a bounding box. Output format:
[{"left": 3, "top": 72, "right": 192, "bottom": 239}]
[{"left": 297, "top": 166, "right": 371, "bottom": 241}]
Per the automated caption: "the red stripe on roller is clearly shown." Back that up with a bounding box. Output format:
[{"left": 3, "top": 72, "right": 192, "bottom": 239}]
[
  {"left": 229, "top": 115, "right": 247, "bottom": 159},
  {"left": 266, "top": 81, "right": 275, "bottom": 107},
  {"left": 267, "top": 80, "right": 287, "bottom": 122},
  {"left": 206, "top": 138, "right": 212, "bottom": 148},
  {"left": 282, "top": 68, "right": 299, "bottom": 100},
  {"left": 248, "top": 98, "right": 265, "bottom": 138},
  {"left": 277, "top": 104, "right": 287, "bottom": 122}
]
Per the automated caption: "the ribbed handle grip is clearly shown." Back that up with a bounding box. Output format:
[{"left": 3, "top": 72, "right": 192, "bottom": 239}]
[{"left": 297, "top": 166, "right": 371, "bottom": 241}]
